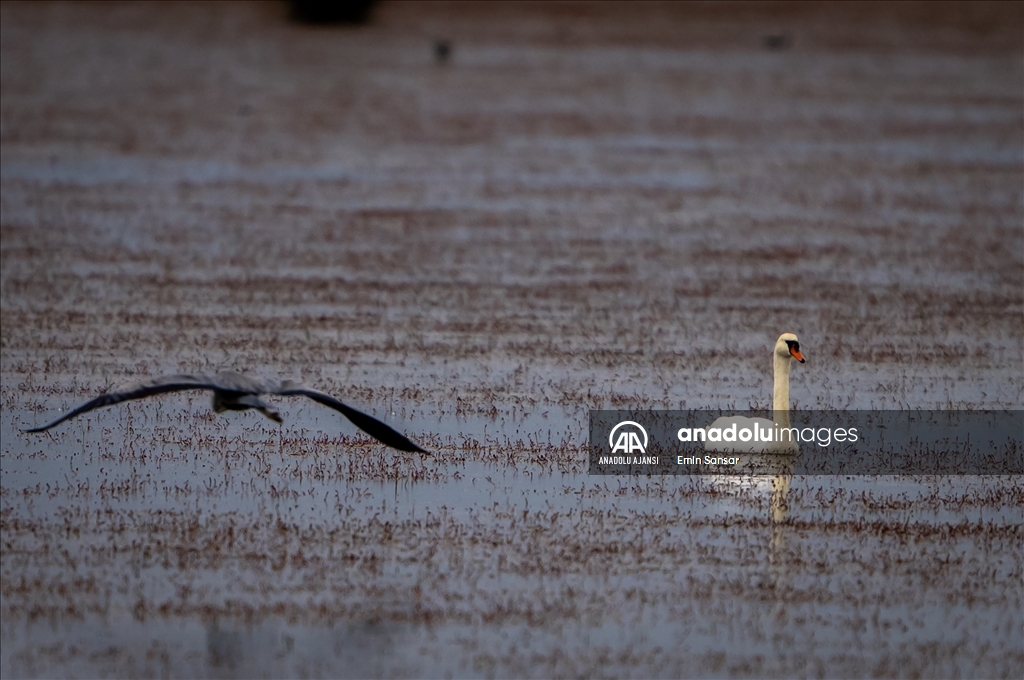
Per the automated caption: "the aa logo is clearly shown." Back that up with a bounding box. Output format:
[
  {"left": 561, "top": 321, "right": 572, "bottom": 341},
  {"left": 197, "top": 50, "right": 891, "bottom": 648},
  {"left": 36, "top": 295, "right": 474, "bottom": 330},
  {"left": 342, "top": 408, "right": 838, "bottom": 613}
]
[{"left": 609, "top": 421, "right": 648, "bottom": 454}]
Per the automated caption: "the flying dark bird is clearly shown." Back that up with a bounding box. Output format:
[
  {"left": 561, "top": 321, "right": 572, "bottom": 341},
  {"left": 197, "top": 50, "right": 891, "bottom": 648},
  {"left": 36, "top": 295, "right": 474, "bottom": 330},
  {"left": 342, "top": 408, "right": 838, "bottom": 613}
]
[{"left": 23, "top": 371, "right": 427, "bottom": 453}]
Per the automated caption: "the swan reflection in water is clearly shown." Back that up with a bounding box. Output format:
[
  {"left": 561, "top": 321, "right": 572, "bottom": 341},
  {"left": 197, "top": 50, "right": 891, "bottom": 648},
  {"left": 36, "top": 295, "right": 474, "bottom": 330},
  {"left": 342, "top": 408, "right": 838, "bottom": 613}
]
[{"left": 206, "top": 621, "right": 243, "bottom": 672}]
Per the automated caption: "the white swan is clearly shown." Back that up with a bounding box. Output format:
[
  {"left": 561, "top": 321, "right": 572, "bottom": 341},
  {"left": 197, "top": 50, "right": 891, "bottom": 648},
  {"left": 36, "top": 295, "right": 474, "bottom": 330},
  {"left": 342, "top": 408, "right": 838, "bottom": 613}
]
[{"left": 703, "top": 333, "right": 805, "bottom": 454}]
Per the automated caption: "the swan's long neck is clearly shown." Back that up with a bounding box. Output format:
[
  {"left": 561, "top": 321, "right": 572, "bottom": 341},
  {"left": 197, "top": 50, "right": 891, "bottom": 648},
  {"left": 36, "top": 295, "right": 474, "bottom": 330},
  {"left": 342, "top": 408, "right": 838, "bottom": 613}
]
[{"left": 772, "top": 352, "right": 792, "bottom": 428}]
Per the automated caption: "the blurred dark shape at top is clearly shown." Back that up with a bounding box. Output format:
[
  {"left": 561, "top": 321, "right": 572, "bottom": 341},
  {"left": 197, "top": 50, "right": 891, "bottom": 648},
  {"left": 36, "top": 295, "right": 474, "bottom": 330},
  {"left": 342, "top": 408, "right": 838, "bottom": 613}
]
[
  {"left": 763, "top": 33, "right": 793, "bottom": 51},
  {"left": 289, "top": 0, "right": 376, "bottom": 24},
  {"left": 434, "top": 38, "right": 452, "bottom": 64}
]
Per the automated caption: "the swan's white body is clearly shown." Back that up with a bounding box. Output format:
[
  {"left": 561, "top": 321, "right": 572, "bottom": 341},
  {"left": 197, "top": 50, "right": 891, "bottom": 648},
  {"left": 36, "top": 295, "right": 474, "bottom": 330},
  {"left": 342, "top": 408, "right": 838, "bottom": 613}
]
[{"left": 704, "top": 333, "right": 805, "bottom": 454}]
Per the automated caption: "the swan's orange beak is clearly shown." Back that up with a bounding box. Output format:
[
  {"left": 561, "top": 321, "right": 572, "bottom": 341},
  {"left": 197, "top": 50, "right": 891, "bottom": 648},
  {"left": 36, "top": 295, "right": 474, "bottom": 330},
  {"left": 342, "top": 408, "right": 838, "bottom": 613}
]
[{"left": 790, "top": 346, "right": 805, "bottom": 363}]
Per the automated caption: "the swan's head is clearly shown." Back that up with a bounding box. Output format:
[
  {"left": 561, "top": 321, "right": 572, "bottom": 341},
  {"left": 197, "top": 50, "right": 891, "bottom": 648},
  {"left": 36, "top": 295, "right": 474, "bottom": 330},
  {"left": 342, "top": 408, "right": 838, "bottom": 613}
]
[{"left": 776, "top": 332, "right": 805, "bottom": 363}]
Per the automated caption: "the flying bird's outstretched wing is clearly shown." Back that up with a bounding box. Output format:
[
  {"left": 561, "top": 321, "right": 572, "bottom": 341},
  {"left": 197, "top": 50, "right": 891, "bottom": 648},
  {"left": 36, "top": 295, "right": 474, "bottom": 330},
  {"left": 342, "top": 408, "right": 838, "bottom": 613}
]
[
  {"left": 23, "top": 374, "right": 221, "bottom": 433},
  {"left": 275, "top": 386, "right": 428, "bottom": 453}
]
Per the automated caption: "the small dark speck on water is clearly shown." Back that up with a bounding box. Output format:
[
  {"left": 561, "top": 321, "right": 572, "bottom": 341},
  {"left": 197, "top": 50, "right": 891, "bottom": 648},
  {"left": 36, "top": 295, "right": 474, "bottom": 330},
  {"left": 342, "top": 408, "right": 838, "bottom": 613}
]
[
  {"left": 763, "top": 33, "right": 793, "bottom": 50},
  {"left": 434, "top": 39, "right": 452, "bottom": 64}
]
